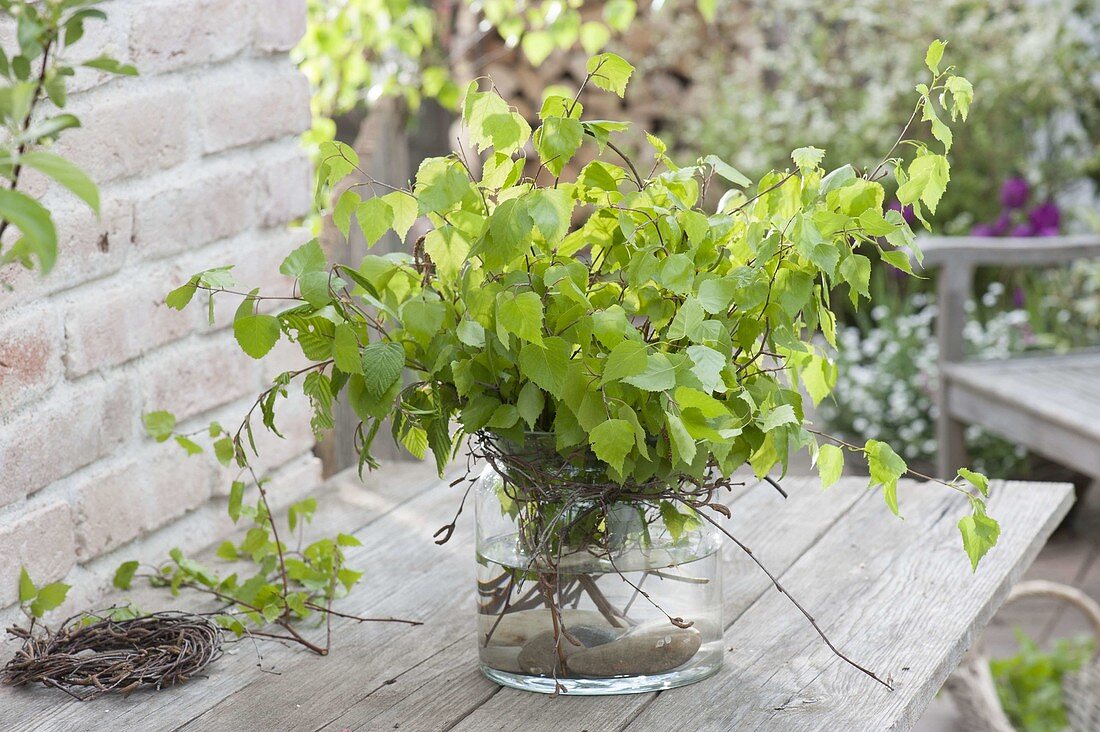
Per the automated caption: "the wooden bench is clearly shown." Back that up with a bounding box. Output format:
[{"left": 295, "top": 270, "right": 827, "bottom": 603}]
[
  {"left": 0, "top": 465, "right": 1072, "bottom": 731},
  {"left": 921, "top": 235, "right": 1100, "bottom": 481}
]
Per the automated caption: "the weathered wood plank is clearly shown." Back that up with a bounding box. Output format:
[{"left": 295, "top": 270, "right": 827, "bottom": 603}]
[
  {"left": 920, "top": 234, "right": 1100, "bottom": 267},
  {"left": 943, "top": 351, "right": 1100, "bottom": 477},
  {"left": 623, "top": 480, "right": 1073, "bottom": 731}
]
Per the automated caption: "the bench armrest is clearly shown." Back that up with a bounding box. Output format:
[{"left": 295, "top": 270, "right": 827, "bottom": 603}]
[{"left": 919, "top": 234, "right": 1100, "bottom": 269}]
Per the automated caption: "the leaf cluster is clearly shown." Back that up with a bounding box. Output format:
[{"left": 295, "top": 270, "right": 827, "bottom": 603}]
[
  {"left": 113, "top": 476, "right": 364, "bottom": 655},
  {"left": 160, "top": 44, "right": 999, "bottom": 573},
  {"left": 0, "top": 0, "right": 136, "bottom": 277},
  {"left": 991, "top": 630, "right": 1094, "bottom": 732},
  {"left": 18, "top": 566, "right": 70, "bottom": 618}
]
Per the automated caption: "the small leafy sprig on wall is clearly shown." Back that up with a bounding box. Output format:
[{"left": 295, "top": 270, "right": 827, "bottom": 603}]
[
  {"left": 149, "top": 45, "right": 993, "bottom": 674},
  {"left": 0, "top": 0, "right": 136, "bottom": 278}
]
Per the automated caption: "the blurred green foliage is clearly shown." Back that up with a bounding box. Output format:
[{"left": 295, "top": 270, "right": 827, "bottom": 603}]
[
  {"left": 992, "top": 630, "right": 1094, "bottom": 732},
  {"left": 676, "top": 0, "right": 1099, "bottom": 232}
]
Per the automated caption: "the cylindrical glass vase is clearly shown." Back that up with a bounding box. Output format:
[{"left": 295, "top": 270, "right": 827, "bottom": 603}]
[{"left": 474, "top": 464, "right": 723, "bottom": 695}]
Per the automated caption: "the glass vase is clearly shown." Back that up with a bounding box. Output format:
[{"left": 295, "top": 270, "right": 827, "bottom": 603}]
[{"left": 473, "top": 463, "right": 724, "bottom": 695}]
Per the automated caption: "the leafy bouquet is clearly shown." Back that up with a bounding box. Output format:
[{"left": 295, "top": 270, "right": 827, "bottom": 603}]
[{"left": 149, "top": 44, "right": 995, "bottom": 682}]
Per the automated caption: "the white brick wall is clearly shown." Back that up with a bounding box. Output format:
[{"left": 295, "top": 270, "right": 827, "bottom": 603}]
[{"left": 0, "top": 0, "right": 320, "bottom": 614}]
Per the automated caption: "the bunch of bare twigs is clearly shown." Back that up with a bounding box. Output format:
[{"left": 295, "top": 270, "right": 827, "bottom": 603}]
[{"left": 1, "top": 611, "right": 222, "bottom": 701}]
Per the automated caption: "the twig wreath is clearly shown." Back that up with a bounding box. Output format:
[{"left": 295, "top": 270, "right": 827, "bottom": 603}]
[
  {"left": 144, "top": 43, "right": 995, "bottom": 688},
  {"left": 2, "top": 611, "right": 222, "bottom": 701}
]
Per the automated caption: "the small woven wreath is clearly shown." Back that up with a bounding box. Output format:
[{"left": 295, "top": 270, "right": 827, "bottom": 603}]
[{"left": 2, "top": 611, "right": 223, "bottom": 700}]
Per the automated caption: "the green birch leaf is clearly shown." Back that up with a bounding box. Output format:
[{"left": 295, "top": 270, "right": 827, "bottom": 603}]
[
  {"left": 518, "top": 337, "right": 571, "bottom": 398},
  {"left": 659, "top": 501, "right": 693, "bottom": 541},
  {"left": 333, "top": 189, "right": 360, "bottom": 240},
  {"left": 957, "top": 468, "right": 990, "bottom": 497},
  {"left": 463, "top": 83, "right": 531, "bottom": 155},
  {"left": 487, "top": 404, "right": 519, "bottom": 429},
  {"left": 215, "top": 541, "right": 238, "bottom": 561},
  {"left": 279, "top": 239, "right": 327, "bottom": 278},
  {"left": 383, "top": 191, "right": 418, "bottom": 242},
  {"left": 0, "top": 188, "right": 57, "bottom": 272},
  {"left": 228, "top": 481, "right": 246, "bottom": 523},
  {"left": 791, "top": 146, "right": 825, "bottom": 171},
  {"left": 696, "top": 278, "right": 735, "bottom": 314},
  {"left": 534, "top": 116, "right": 584, "bottom": 177},
  {"left": 897, "top": 152, "right": 950, "bottom": 214},
  {"left": 357, "top": 196, "right": 394, "bottom": 247},
  {"left": 517, "top": 382, "right": 545, "bottom": 428},
  {"left": 33, "top": 582, "right": 70, "bottom": 613},
  {"left": 881, "top": 250, "right": 916, "bottom": 275},
  {"left": 579, "top": 21, "right": 611, "bottom": 55},
  {"left": 143, "top": 411, "right": 176, "bottom": 442},
  {"left": 174, "top": 435, "right": 203, "bottom": 456},
  {"left": 589, "top": 419, "right": 633, "bottom": 474},
  {"left": 674, "top": 386, "right": 727, "bottom": 419},
  {"left": 497, "top": 291, "right": 544, "bottom": 345},
  {"left": 332, "top": 323, "right": 363, "bottom": 374},
  {"left": 925, "top": 39, "right": 947, "bottom": 74},
  {"left": 165, "top": 279, "right": 198, "bottom": 310},
  {"left": 456, "top": 319, "right": 485, "bottom": 348},
  {"left": 665, "top": 411, "right": 697, "bottom": 465},
  {"left": 839, "top": 254, "right": 871, "bottom": 298},
  {"left": 360, "top": 342, "right": 405, "bottom": 397},
  {"left": 687, "top": 345, "right": 726, "bottom": 393},
  {"left": 18, "top": 567, "right": 35, "bottom": 602},
  {"left": 233, "top": 291, "right": 280, "bottom": 359},
  {"left": 959, "top": 499, "right": 1000, "bottom": 571},
  {"left": 415, "top": 158, "right": 472, "bottom": 214},
  {"left": 113, "top": 561, "right": 139, "bottom": 590},
  {"left": 945, "top": 75, "right": 974, "bottom": 121},
  {"left": 601, "top": 340, "right": 648, "bottom": 384},
  {"left": 703, "top": 154, "right": 751, "bottom": 187},
  {"left": 623, "top": 353, "right": 677, "bottom": 392},
  {"left": 816, "top": 444, "right": 844, "bottom": 489},
  {"left": 760, "top": 404, "right": 797, "bottom": 433},
  {"left": 866, "top": 439, "right": 907, "bottom": 516},
  {"left": 82, "top": 56, "right": 137, "bottom": 75},
  {"left": 213, "top": 437, "right": 235, "bottom": 466},
  {"left": 586, "top": 53, "right": 634, "bottom": 97}
]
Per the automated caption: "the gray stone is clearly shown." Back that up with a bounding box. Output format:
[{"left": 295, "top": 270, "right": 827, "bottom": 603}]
[
  {"left": 479, "top": 608, "right": 613, "bottom": 647},
  {"left": 566, "top": 626, "right": 702, "bottom": 678},
  {"left": 517, "top": 625, "right": 626, "bottom": 675}
]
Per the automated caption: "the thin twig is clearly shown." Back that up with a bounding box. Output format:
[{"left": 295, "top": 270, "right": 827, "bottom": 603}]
[{"left": 689, "top": 504, "right": 894, "bottom": 691}]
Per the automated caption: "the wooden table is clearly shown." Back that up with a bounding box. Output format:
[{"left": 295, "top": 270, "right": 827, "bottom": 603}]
[{"left": 0, "top": 464, "right": 1073, "bottom": 731}]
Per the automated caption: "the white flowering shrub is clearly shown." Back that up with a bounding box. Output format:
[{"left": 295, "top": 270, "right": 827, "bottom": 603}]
[{"left": 821, "top": 261, "right": 1100, "bottom": 476}]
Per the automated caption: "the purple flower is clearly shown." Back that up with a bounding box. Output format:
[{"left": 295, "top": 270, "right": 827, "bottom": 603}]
[
  {"left": 1012, "top": 286, "right": 1026, "bottom": 309},
  {"left": 1001, "top": 177, "right": 1031, "bottom": 210},
  {"left": 886, "top": 199, "right": 917, "bottom": 226},
  {"left": 971, "top": 222, "right": 997, "bottom": 237},
  {"left": 990, "top": 213, "right": 1012, "bottom": 237},
  {"left": 1010, "top": 222, "right": 1035, "bottom": 237},
  {"left": 1029, "top": 202, "right": 1061, "bottom": 233}
]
